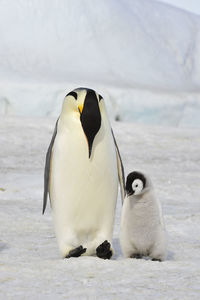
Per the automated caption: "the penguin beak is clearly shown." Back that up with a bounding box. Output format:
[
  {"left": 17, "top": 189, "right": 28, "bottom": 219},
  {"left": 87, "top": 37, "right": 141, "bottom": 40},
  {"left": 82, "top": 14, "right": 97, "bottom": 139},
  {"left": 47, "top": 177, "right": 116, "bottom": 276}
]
[
  {"left": 79, "top": 91, "right": 101, "bottom": 158},
  {"left": 127, "top": 190, "right": 134, "bottom": 196},
  {"left": 78, "top": 105, "right": 83, "bottom": 114}
]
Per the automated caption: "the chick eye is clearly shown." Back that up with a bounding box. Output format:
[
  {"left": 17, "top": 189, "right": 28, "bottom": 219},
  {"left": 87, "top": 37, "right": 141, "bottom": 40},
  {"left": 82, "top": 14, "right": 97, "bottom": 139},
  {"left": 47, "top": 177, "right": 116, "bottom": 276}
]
[{"left": 132, "top": 179, "right": 143, "bottom": 194}]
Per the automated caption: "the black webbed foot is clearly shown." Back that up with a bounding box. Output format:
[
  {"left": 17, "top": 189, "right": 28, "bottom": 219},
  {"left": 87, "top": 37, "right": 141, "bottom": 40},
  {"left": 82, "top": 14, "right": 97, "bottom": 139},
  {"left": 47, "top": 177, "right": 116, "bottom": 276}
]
[
  {"left": 130, "top": 253, "right": 142, "bottom": 259},
  {"left": 65, "top": 246, "right": 86, "bottom": 258},
  {"left": 96, "top": 240, "right": 112, "bottom": 259},
  {"left": 152, "top": 258, "right": 162, "bottom": 262}
]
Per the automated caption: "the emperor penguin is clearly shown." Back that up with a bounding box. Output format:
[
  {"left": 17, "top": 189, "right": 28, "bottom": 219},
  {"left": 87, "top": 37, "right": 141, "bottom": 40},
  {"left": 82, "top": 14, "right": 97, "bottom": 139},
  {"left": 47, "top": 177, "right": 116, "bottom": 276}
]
[
  {"left": 120, "top": 171, "right": 167, "bottom": 261},
  {"left": 43, "top": 88, "right": 125, "bottom": 259}
]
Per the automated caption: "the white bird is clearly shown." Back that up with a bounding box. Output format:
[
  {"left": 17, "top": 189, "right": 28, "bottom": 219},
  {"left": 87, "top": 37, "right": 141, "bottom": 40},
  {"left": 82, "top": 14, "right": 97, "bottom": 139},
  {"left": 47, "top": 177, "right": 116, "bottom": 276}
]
[
  {"left": 43, "top": 88, "right": 125, "bottom": 259},
  {"left": 120, "top": 171, "right": 167, "bottom": 261}
]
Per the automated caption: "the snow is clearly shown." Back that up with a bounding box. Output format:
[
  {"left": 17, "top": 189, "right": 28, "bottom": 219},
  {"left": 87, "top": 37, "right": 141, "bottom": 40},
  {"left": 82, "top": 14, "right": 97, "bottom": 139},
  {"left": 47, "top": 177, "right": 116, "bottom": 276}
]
[
  {"left": 1, "top": 0, "right": 200, "bottom": 90},
  {"left": 1, "top": 0, "right": 200, "bottom": 298},
  {"left": 157, "top": 0, "right": 200, "bottom": 16},
  {"left": 1, "top": 81, "right": 200, "bottom": 127},
  {"left": 0, "top": 0, "right": 200, "bottom": 126},
  {"left": 1, "top": 116, "right": 200, "bottom": 299}
]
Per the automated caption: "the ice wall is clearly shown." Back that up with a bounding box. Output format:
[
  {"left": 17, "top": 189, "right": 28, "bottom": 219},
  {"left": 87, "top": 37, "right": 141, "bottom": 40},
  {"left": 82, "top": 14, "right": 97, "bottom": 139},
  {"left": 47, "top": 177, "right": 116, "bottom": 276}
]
[{"left": 0, "top": 0, "right": 200, "bottom": 126}]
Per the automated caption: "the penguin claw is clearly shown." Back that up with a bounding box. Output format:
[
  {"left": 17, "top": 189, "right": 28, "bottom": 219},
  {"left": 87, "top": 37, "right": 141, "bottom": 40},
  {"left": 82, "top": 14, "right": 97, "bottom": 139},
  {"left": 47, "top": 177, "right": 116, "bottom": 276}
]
[
  {"left": 130, "top": 253, "right": 142, "bottom": 259},
  {"left": 65, "top": 245, "right": 86, "bottom": 258},
  {"left": 96, "top": 240, "right": 113, "bottom": 259},
  {"left": 152, "top": 258, "right": 162, "bottom": 262}
]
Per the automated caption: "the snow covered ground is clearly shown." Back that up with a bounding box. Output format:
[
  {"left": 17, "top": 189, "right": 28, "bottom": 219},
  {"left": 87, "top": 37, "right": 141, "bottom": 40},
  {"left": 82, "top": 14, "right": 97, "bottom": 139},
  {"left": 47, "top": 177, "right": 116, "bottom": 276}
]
[
  {"left": 1, "top": 0, "right": 200, "bottom": 298},
  {"left": 1, "top": 116, "right": 200, "bottom": 299}
]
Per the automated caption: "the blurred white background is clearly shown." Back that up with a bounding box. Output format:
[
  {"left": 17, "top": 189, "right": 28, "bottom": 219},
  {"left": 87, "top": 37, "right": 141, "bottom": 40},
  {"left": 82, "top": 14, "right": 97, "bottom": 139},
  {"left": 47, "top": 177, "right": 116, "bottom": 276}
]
[
  {"left": 158, "top": 0, "right": 200, "bottom": 15},
  {"left": 0, "top": 0, "right": 200, "bottom": 126}
]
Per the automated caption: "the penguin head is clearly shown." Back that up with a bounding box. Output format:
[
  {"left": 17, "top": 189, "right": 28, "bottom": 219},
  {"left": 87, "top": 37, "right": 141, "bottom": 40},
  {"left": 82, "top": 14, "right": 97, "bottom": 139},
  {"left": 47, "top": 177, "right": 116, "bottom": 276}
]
[
  {"left": 125, "top": 171, "right": 147, "bottom": 196},
  {"left": 64, "top": 88, "right": 103, "bottom": 158}
]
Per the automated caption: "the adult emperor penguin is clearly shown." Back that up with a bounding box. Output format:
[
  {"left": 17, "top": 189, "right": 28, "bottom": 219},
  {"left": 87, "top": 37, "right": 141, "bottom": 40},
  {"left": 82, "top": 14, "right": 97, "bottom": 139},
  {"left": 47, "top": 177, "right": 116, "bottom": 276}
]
[
  {"left": 120, "top": 171, "right": 167, "bottom": 261},
  {"left": 43, "top": 88, "right": 125, "bottom": 259}
]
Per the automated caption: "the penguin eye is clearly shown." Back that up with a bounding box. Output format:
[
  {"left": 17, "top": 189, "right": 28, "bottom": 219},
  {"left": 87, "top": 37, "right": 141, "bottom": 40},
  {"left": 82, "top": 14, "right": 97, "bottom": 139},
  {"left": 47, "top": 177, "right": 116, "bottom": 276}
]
[
  {"left": 67, "top": 91, "right": 78, "bottom": 100},
  {"left": 132, "top": 179, "right": 143, "bottom": 194}
]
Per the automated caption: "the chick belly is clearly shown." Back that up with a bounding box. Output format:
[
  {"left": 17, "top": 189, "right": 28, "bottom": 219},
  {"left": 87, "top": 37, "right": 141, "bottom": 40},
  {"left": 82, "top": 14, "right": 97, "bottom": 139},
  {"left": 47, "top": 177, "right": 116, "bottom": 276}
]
[{"left": 123, "top": 215, "right": 155, "bottom": 255}]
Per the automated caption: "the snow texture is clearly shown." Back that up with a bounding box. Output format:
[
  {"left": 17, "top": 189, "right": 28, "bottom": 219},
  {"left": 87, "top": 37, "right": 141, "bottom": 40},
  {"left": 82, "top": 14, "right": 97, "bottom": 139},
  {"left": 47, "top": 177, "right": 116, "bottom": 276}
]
[
  {"left": 1, "top": 0, "right": 200, "bottom": 298},
  {"left": 0, "top": 0, "right": 200, "bottom": 126},
  {"left": 157, "top": 0, "right": 200, "bottom": 16},
  {"left": 1, "top": 116, "right": 200, "bottom": 299}
]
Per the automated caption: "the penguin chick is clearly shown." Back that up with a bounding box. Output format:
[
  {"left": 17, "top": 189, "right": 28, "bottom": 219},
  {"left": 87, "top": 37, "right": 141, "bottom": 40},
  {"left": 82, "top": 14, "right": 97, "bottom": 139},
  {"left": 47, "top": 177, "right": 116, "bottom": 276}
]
[{"left": 120, "top": 171, "right": 167, "bottom": 261}]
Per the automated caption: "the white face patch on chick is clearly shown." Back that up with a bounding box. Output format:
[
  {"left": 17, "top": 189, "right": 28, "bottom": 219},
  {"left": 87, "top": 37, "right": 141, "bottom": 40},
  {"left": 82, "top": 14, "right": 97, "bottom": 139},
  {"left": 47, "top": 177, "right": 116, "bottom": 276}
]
[
  {"left": 125, "top": 171, "right": 146, "bottom": 196},
  {"left": 131, "top": 178, "right": 144, "bottom": 195}
]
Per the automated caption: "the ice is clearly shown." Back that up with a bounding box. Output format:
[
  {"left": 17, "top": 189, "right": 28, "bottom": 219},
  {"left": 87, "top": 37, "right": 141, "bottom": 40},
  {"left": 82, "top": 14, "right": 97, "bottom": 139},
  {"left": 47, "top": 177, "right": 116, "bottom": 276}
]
[
  {"left": 157, "top": 0, "right": 200, "bottom": 16},
  {"left": 0, "top": 116, "right": 200, "bottom": 299},
  {"left": 1, "top": 0, "right": 200, "bottom": 89},
  {"left": 0, "top": 0, "right": 200, "bottom": 126},
  {"left": 1, "top": 0, "right": 200, "bottom": 298}
]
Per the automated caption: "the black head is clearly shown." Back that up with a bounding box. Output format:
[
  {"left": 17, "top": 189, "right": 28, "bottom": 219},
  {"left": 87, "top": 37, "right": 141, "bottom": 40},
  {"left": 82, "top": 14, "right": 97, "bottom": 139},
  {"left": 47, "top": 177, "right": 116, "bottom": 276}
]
[
  {"left": 126, "top": 171, "right": 146, "bottom": 196},
  {"left": 65, "top": 88, "right": 103, "bottom": 158},
  {"left": 79, "top": 89, "right": 101, "bottom": 158}
]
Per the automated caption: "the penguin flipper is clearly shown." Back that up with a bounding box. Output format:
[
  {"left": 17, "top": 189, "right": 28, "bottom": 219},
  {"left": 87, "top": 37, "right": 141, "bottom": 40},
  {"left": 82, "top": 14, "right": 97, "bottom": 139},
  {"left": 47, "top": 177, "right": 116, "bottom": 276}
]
[
  {"left": 111, "top": 128, "right": 125, "bottom": 203},
  {"left": 43, "top": 118, "right": 59, "bottom": 214}
]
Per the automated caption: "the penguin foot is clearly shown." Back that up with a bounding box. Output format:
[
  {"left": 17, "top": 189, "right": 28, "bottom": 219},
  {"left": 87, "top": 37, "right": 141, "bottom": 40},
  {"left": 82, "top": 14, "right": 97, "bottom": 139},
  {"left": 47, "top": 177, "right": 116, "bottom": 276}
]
[
  {"left": 65, "top": 246, "right": 86, "bottom": 258},
  {"left": 152, "top": 258, "right": 162, "bottom": 262},
  {"left": 96, "top": 240, "right": 112, "bottom": 259},
  {"left": 130, "top": 253, "right": 142, "bottom": 259}
]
